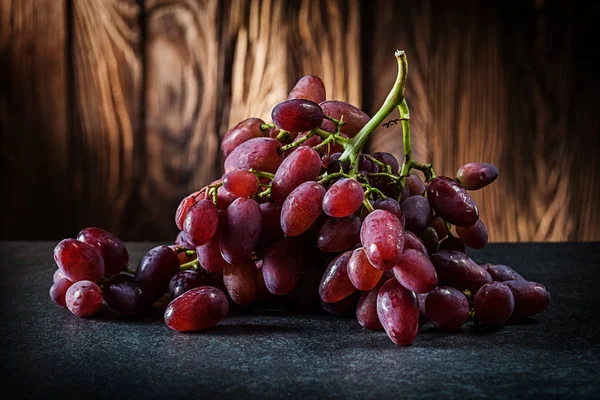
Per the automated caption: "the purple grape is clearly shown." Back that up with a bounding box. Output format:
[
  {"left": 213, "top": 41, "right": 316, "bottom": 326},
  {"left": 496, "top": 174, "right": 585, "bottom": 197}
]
[
  {"left": 49, "top": 278, "right": 73, "bottom": 307},
  {"left": 373, "top": 198, "right": 406, "bottom": 228},
  {"left": 134, "top": 245, "right": 180, "bottom": 303},
  {"left": 317, "top": 215, "right": 361, "bottom": 253},
  {"left": 480, "top": 263, "right": 525, "bottom": 282},
  {"left": 439, "top": 236, "right": 466, "bottom": 253},
  {"left": 224, "top": 137, "right": 283, "bottom": 174},
  {"left": 406, "top": 174, "right": 425, "bottom": 196},
  {"left": 456, "top": 162, "right": 498, "bottom": 190},
  {"left": 222, "top": 170, "right": 259, "bottom": 198},
  {"left": 377, "top": 278, "right": 419, "bottom": 345},
  {"left": 427, "top": 176, "right": 479, "bottom": 227},
  {"left": 221, "top": 118, "right": 268, "bottom": 157},
  {"left": 504, "top": 280, "right": 551, "bottom": 320},
  {"left": 418, "top": 226, "right": 439, "bottom": 255},
  {"left": 403, "top": 231, "right": 428, "bottom": 254},
  {"left": 456, "top": 220, "right": 488, "bottom": 249},
  {"left": 103, "top": 274, "right": 151, "bottom": 315},
  {"left": 401, "top": 195, "right": 433, "bottom": 232},
  {"left": 272, "top": 99, "right": 324, "bottom": 132},
  {"left": 430, "top": 250, "right": 492, "bottom": 291},
  {"left": 425, "top": 286, "right": 470, "bottom": 331},
  {"left": 175, "top": 231, "right": 195, "bottom": 250},
  {"left": 271, "top": 146, "right": 322, "bottom": 205},
  {"left": 220, "top": 198, "right": 262, "bottom": 264},
  {"left": 356, "top": 282, "right": 384, "bottom": 331},
  {"left": 262, "top": 238, "right": 303, "bottom": 295},
  {"left": 288, "top": 75, "right": 326, "bottom": 104},
  {"left": 319, "top": 101, "right": 370, "bottom": 137},
  {"left": 223, "top": 263, "right": 259, "bottom": 305},
  {"left": 392, "top": 249, "right": 438, "bottom": 293},
  {"left": 257, "top": 202, "right": 284, "bottom": 248},
  {"left": 169, "top": 270, "right": 209, "bottom": 299},
  {"left": 322, "top": 178, "right": 364, "bottom": 218},
  {"left": 474, "top": 282, "right": 515, "bottom": 326},
  {"left": 347, "top": 247, "right": 384, "bottom": 291},
  {"left": 371, "top": 152, "right": 399, "bottom": 174}
]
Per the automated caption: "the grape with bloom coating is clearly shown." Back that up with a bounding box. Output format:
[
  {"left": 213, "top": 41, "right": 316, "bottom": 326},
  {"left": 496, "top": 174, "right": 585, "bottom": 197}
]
[
  {"left": 50, "top": 278, "right": 73, "bottom": 307},
  {"left": 224, "top": 137, "right": 283, "bottom": 174},
  {"left": 66, "top": 280, "right": 103, "bottom": 317},
  {"left": 287, "top": 75, "right": 326, "bottom": 104},
  {"left": 356, "top": 281, "right": 384, "bottom": 331},
  {"left": 360, "top": 210, "right": 405, "bottom": 270},
  {"left": 281, "top": 181, "right": 326, "bottom": 236},
  {"left": 220, "top": 198, "right": 262, "bottom": 264},
  {"left": 322, "top": 178, "right": 364, "bottom": 218},
  {"left": 392, "top": 249, "right": 438, "bottom": 293},
  {"left": 480, "top": 263, "right": 525, "bottom": 282},
  {"left": 430, "top": 250, "right": 491, "bottom": 291},
  {"left": 53, "top": 269, "right": 66, "bottom": 283},
  {"left": 406, "top": 174, "right": 425, "bottom": 196},
  {"left": 271, "top": 146, "right": 322, "bottom": 205},
  {"left": 272, "top": 99, "right": 324, "bottom": 132},
  {"left": 456, "top": 162, "right": 498, "bottom": 190},
  {"left": 474, "top": 282, "right": 515, "bottom": 326},
  {"left": 262, "top": 239, "right": 303, "bottom": 295},
  {"left": 427, "top": 176, "right": 479, "bottom": 227},
  {"left": 317, "top": 215, "right": 361, "bottom": 253},
  {"left": 77, "top": 227, "right": 129, "bottom": 276},
  {"left": 402, "top": 195, "right": 433, "bottom": 232},
  {"left": 183, "top": 199, "right": 219, "bottom": 247},
  {"left": 425, "top": 286, "right": 470, "bottom": 331},
  {"left": 54, "top": 238, "right": 105, "bottom": 283},
  {"left": 319, "top": 251, "right": 356, "bottom": 303},
  {"left": 164, "top": 286, "right": 229, "bottom": 332},
  {"left": 221, "top": 118, "right": 268, "bottom": 157},
  {"left": 377, "top": 278, "right": 419, "bottom": 345}
]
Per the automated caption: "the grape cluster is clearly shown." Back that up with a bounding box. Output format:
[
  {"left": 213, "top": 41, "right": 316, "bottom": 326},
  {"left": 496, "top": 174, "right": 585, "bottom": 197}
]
[{"left": 49, "top": 52, "right": 550, "bottom": 345}]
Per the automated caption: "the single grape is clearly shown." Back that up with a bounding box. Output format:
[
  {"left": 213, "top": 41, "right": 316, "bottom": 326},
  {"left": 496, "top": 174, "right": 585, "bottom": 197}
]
[
  {"left": 377, "top": 278, "right": 419, "bottom": 345},
  {"left": 480, "top": 263, "right": 525, "bottom": 282},
  {"left": 224, "top": 137, "right": 283, "bottom": 174},
  {"left": 402, "top": 195, "right": 433, "bottom": 233},
  {"left": 319, "top": 251, "right": 356, "bottom": 303},
  {"left": 216, "top": 185, "right": 237, "bottom": 209},
  {"left": 196, "top": 225, "right": 230, "bottom": 272},
  {"left": 220, "top": 198, "right": 262, "bottom": 264},
  {"left": 49, "top": 278, "right": 73, "bottom": 307},
  {"left": 287, "top": 75, "right": 326, "bottom": 104},
  {"left": 103, "top": 274, "right": 151, "bottom": 315},
  {"left": 418, "top": 226, "right": 439, "bottom": 255},
  {"left": 272, "top": 99, "right": 324, "bottom": 132},
  {"left": 175, "top": 189, "right": 206, "bottom": 230},
  {"left": 430, "top": 250, "right": 492, "bottom": 291},
  {"left": 183, "top": 199, "right": 219, "bottom": 246},
  {"left": 322, "top": 178, "right": 364, "bottom": 218},
  {"left": 280, "top": 181, "right": 326, "bottom": 236},
  {"left": 65, "top": 280, "right": 103, "bottom": 317},
  {"left": 371, "top": 152, "right": 399, "bottom": 174},
  {"left": 257, "top": 202, "right": 284, "bottom": 248},
  {"left": 392, "top": 249, "right": 438, "bottom": 293},
  {"left": 474, "top": 282, "right": 515, "bottom": 326},
  {"left": 358, "top": 154, "right": 379, "bottom": 174},
  {"left": 223, "top": 262, "right": 259, "bottom": 305},
  {"left": 439, "top": 236, "right": 466, "bottom": 253},
  {"left": 321, "top": 292, "right": 361, "bottom": 317},
  {"left": 271, "top": 146, "right": 322, "bottom": 205},
  {"left": 164, "top": 286, "right": 229, "bottom": 332},
  {"left": 53, "top": 238, "right": 105, "bottom": 283},
  {"left": 134, "top": 245, "right": 181, "bottom": 303},
  {"left": 373, "top": 198, "right": 406, "bottom": 228},
  {"left": 222, "top": 170, "right": 259, "bottom": 198},
  {"left": 406, "top": 174, "right": 425, "bottom": 196},
  {"left": 360, "top": 210, "right": 405, "bottom": 270},
  {"left": 347, "top": 247, "right": 383, "bottom": 291},
  {"left": 430, "top": 217, "right": 449, "bottom": 240},
  {"left": 262, "top": 238, "right": 303, "bottom": 295},
  {"left": 319, "top": 101, "right": 370, "bottom": 137},
  {"left": 77, "top": 227, "right": 129, "bottom": 276},
  {"left": 221, "top": 118, "right": 269, "bottom": 157},
  {"left": 175, "top": 231, "right": 195, "bottom": 250},
  {"left": 169, "top": 270, "right": 209, "bottom": 299},
  {"left": 504, "top": 280, "right": 551, "bottom": 320},
  {"left": 456, "top": 220, "right": 488, "bottom": 249},
  {"left": 403, "top": 231, "right": 428, "bottom": 254},
  {"left": 53, "top": 269, "right": 66, "bottom": 283},
  {"left": 254, "top": 260, "right": 272, "bottom": 302},
  {"left": 317, "top": 215, "right": 361, "bottom": 253},
  {"left": 356, "top": 282, "right": 384, "bottom": 331},
  {"left": 425, "top": 286, "right": 470, "bottom": 331},
  {"left": 427, "top": 176, "right": 479, "bottom": 227},
  {"left": 456, "top": 162, "right": 499, "bottom": 190}
]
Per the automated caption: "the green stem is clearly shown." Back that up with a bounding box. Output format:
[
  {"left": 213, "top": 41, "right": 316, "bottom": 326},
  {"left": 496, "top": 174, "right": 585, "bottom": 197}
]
[
  {"left": 368, "top": 172, "right": 400, "bottom": 181},
  {"left": 258, "top": 187, "right": 272, "bottom": 199},
  {"left": 398, "top": 99, "right": 412, "bottom": 177},
  {"left": 363, "top": 198, "right": 375, "bottom": 212},
  {"left": 339, "top": 51, "right": 408, "bottom": 169},
  {"left": 318, "top": 171, "right": 353, "bottom": 185},
  {"left": 260, "top": 123, "right": 276, "bottom": 131},
  {"left": 180, "top": 258, "right": 200, "bottom": 271},
  {"left": 276, "top": 130, "right": 290, "bottom": 141},
  {"left": 249, "top": 169, "right": 275, "bottom": 179}
]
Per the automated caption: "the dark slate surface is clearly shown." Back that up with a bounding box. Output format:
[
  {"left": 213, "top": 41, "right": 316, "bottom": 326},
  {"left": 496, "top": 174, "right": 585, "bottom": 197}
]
[{"left": 1, "top": 242, "right": 599, "bottom": 399}]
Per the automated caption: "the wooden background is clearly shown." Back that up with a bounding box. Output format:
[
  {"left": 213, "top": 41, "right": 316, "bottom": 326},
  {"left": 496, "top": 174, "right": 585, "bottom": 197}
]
[{"left": 1, "top": 0, "right": 599, "bottom": 242}]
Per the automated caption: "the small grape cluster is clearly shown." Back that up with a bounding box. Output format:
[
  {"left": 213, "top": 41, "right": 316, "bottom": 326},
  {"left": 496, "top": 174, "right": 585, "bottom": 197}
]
[{"left": 49, "top": 52, "right": 550, "bottom": 345}]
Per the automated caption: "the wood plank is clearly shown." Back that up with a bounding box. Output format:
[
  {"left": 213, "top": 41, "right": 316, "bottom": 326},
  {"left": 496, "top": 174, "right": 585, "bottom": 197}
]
[
  {"left": 0, "top": 0, "right": 71, "bottom": 239},
  {"left": 71, "top": 0, "right": 142, "bottom": 239},
  {"left": 365, "top": 0, "right": 599, "bottom": 242},
  {"left": 143, "top": 0, "right": 220, "bottom": 240}
]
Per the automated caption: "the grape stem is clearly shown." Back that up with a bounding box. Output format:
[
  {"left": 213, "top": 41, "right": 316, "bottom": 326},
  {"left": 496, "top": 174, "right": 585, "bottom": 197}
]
[
  {"left": 248, "top": 169, "right": 275, "bottom": 180},
  {"left": 180, "top": 258, "right": 200, "bottom": 271}
]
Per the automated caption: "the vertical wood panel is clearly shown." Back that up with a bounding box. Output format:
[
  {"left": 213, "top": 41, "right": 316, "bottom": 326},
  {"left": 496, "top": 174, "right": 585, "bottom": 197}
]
[
  {"left": 0, "top": 0, "right": 71, "bottom": 239},
  {"left": 143, "top": 0, "right": 220, "bottom": 240},
  {"left": 71, "top": 0, "right": 142, "bottom": 238}
]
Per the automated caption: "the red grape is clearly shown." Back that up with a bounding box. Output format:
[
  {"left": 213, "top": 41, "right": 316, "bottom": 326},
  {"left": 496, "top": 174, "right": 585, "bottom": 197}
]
[
  {"left": 175, "top": 231, "right": 195, "bottom": 250},
  {"left": 373, "top": 198, "right": 405, "bottom": 228},
  {"left": 271, "top": 146, "right": 322, "bottom": 205},
  {"left": 425, "top": 286, "right": 470, "bottom": 331},
  {"left": 356, "top": 281, "right": 384, "bottom": 331},
  {"left": 480, "top": 263, "right": 525, "bottom": 282},
  {"left": 474, "top": 282, "right": 515, "bottom": 326},
  {"left": 134, "top": 245, "right": 180, "bottom": 302},
  {"left": 183, "top": 199, "right": 219, "bottom": 246},
  {"left": 430, "top": 250, "right": 491, "bottom": 291},
  {"left": 220, "top": 198, "right": 262, "bottom": 264},
  {"left": 319, "top": 251, "right": 356, "bottom": 303},
  {"left": 65, "top": 280, "right": 103, "bottom": 317},
  {"left": 504, "top": 280, "right": 551, "bottom": 320},
  {"left": 371, "top": 152, "right": 399, "bottom": 174},
  {"left": 456, "top": 220, "right": 488, "bottom": 249},
  {"left": 347, "top": 247, "right": 383, "bottom": 291},
  {"left": 222, "top": 170, "right": 259, "bottom": 198},
  {"left": 223, "top": 263, "right": 259, "bottom": 305},
  {"left": 262, "top": 239, "right": 303, "bottom": 295},
  {"left": 360, "top": 210, "right": 405, "bottom": 270},
  {"left": 418, "top": 226, "right": 439, "bottom": 255},
  {"left": 175, "top": 189, "right": 206, "bottom": 230},
  {"left": 406, "top": 174, "right": 425, "bottom": 196},
  {"left": 319, "top": 100, "right": 370, "bottom": 137},
  {"left": 392, "top": 249, "right": 438, "bottom": 293},
  {"left": 377, "top": 278, "right": 419, "bottom": 345},
  {"left": 103, "top": 274, "right": 151, "bottom": 315},
  {"left": 287, "top": 75, "right": 326, "bottom": 104},
  {"left": 53, "top": 269, "right": 66, "bottom": 283},
  {"left": 164, "top": 286, "right": 229, "bottom": 332},
  {"left": 272, "top": 99, "right": 324, "bottom": 132},
  {"left": 430, "top": 217, "right": 448, "bottom": 240},
  {"left": 224, "top": 137, "right": 283, "bottom": 174},
  {"left": 196, "top": 225, "right": 230, "bottom": 272},
  {"left": 401, "top": 195, "right": 433, "bottom": 232},
  {"left": 322, "top": 178, "right": 364, "bottom": 218},
  {"left": 317, "top": 215, "right": 361, "bottom": 253},
  {"left": 77, "top": 227, "right": 129, "bottom": 276},
  {"left": 280, "top": 181, "right": 326, "bottom": 236},
  {"left": 427, "top": 176, "right": 479, "bottom": 227},
  {"left": 403, "top": 231, "right": 428, "bottom": 254},
  {"left": 49, "top": 278, "right": 73, "bottom": 307},
  {"left": 257, "top": 202, "right": 284, "bottom": 248},
  {"left": 221, "top": 118, "right": 268, "bottom": 157},
  {"left": 53, "top": 238, "right": 105, "bottom": 283},
  {"left": 456, "top": 162, "right": 498, "bottom": 190}
]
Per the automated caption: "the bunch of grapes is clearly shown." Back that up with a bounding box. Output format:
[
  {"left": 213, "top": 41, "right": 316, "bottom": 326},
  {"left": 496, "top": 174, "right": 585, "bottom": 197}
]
[{"left": 49, "top": 51, "right": 550, "bottom": 345}]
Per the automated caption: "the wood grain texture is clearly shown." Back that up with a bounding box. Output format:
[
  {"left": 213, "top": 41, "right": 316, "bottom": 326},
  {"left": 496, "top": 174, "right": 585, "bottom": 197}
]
[
  {"left": 143, "top": 0, "right": 220, "bottom": 240},
  {"left": 366, "top": 0, "right": 599, "bottom": 242},
  {"left": 0, "top": 0, "right": 72, "bottom": 240},
  {"left": 71, "top": 0, "right": 142, "bottom": 238}
]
